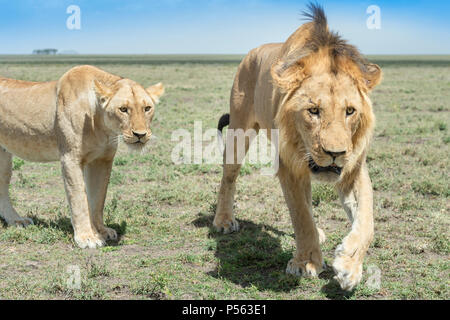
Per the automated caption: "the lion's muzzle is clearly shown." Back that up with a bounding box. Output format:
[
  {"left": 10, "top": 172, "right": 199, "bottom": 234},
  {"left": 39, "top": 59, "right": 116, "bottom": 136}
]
[{"left": 308, "top": 157, "right": 343, "bottom": 175}]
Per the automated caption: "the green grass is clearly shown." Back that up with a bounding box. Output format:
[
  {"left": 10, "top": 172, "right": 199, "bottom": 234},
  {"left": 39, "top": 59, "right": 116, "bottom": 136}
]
[{"left": 0, "top": 55, "right": 448, "bottom": 300}]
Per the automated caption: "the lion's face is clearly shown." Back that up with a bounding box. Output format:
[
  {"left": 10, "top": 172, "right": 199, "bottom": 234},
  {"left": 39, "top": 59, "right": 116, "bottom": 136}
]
[
  {"left": 272, "top": 36, "right": 381, "bottom": 181},
  {"left": 275, "top": 61, "right": 378, "bottom": 181},
  {"left": 293, "top": 73, "right": 366, "bottom": 178},
  {"left": 95, "top": 80, "right": 164, "bottom": 150}
]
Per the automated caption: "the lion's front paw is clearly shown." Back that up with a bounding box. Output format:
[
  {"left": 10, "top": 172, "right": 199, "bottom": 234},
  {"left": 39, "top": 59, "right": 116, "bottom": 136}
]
[
  {"left": 286, "top": 257, "right": 324, "bottom": 278},
  {"left": 9, "top": 217, "right": 34, "bottom": 228},
  {"left": 213, "top": 215, "right": 239, "bottom": 234},
  {"left": 332, "top": 248, "right": 363, "bottom": 291},
  {"left": 74, "top": 231, "right": 106, "bottom": 249},
  {"left": 98, "top": 226, "right": 118, "bottom": 241}
]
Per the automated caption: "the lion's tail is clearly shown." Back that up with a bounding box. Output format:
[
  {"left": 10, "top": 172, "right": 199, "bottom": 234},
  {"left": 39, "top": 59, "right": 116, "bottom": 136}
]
[
  {"left": 218, "top": 113, "right": 230, "bottom": 133},
  {"left": 217, "top": 113, "right": 230, "bottom": 152}
]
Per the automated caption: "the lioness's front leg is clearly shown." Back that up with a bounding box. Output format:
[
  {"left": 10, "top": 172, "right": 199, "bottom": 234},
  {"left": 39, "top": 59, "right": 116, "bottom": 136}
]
[
  {"left": 84, "top": 159, "right": 117, "bottom": 240},
  {"left": 61, "top": 155, "right": 105, "bottom": 249},
  {"left": 84, "top": 158, "right": 117, "bottom": 241},
  {"left": 333, "top": 163, "right": 374, "bottom": 291},
  {"left": 278, "top": 163, "right": 324, "bottom": 277}
]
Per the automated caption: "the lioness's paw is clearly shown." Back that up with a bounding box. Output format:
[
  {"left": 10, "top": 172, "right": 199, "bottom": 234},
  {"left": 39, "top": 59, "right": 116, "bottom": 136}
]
[
  {"left": 99, "top": 227, "right": 118, "bottom": 241},
  {"left": 286, "top": 258, "right": 324, "bottom": 278},
  {"left": 9, "top": 217, "right": 34, "bottom": 228},
  {"left": 332, "top": 250, "right": 363, "bottom": 291},
  {"left": 213, "top": 217, "right": 239, "bottom": 234},
  {"left": 74, "top": 232, "right": 106, "bottom": 249}
]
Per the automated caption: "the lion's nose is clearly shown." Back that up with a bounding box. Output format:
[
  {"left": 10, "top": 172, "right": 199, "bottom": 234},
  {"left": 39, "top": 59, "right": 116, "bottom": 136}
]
[
  {"left": 132, "top": 131, "right": 147, "bottom": 139},
  {"left": 322, "top": 148, "right": 346, "bottom": 159}
]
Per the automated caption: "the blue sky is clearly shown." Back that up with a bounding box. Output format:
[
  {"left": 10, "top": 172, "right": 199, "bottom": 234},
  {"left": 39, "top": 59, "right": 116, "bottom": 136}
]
[{"left": 0, "top": 0, "right": 449, "bottom": 54}]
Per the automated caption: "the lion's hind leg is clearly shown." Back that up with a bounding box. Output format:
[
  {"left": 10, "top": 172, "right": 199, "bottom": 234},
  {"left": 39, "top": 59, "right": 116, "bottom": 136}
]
[
  {"left": 317, "top": 227, "right": 326, "bottom": 244},
  {"left": 0, "top": 148, "right": 33, "bottom": 227},
  {"left": 213, "top": 161, "right": 241, "bottom": 234},
  {"left": 214, "top": 122, "right": 258, "bottom": 234},
  {"left": 214, "top": 58, "right": 258, "bottom": 234}
]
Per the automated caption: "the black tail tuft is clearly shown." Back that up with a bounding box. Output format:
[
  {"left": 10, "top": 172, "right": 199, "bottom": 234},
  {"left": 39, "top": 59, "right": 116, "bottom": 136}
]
[{"left": 218, "top": 113, "right": 230, "bottom": 133}]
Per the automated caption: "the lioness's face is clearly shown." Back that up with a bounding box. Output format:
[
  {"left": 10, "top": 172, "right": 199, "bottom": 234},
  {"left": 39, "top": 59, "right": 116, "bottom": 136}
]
[
  {"left": 293, "top": 73, "right": 367, "bottom": 177},
  {"left": 98, "top": 80, "right": 164, "bottom": 150}
]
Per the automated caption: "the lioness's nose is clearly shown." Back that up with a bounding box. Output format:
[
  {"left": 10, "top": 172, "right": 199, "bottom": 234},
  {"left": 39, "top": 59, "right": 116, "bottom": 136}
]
[
  {"left": 323, "top": 148, "right": 346, "bottom": 158},
  {"left": 132, "top": 131, "right": 147, "bottom": 139}
]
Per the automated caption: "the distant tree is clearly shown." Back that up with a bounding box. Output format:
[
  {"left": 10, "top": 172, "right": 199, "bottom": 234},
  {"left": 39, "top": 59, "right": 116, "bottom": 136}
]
[{"left": 32, "top": 49, "right": 58, "bottom": 55}]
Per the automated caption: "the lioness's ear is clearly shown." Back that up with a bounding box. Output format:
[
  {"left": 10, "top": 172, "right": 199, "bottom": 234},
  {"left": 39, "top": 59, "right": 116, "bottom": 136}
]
[
  {"left": 94, "top": 80, "right": 114, "bottom": 108},
  {"left": 362, "top": 63, "right": 382, "bottom": 91},
  {"left": 146, "top": 82, "right": 165, "bottom": 104}
]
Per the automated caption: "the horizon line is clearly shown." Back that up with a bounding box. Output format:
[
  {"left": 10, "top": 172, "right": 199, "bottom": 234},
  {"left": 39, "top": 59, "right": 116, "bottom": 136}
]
[{"left": 1, "top": 53, "right": 450, "bottom": 56}]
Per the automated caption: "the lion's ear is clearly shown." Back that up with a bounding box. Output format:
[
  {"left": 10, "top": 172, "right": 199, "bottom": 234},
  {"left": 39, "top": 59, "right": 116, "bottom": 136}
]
[
  {"left": 146, "top": 82, "right": 165, "bottom": 104},
  {"left": 271, "top": 59, "right": 307, "bottom": 92},
  {"left": 94, "top": 80, "right": 114, "bottom": 108},
  {"left": 362, "top": 63, "right": 382, "bottom": 91}
]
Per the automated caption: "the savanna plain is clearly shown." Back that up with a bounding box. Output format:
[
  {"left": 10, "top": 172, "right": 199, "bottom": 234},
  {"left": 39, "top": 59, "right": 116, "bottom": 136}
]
[{"left": 0, "top": 54, "right": 448, "bottom": 300}]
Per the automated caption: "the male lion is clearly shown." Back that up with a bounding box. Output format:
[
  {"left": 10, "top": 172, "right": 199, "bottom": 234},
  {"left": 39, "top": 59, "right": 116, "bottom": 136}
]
[
  {"left": 214, "top": 4, "right": 382, "bottom": 291},
  {"left": 0, "top": 65, "right": 164, "bottom": 248}
]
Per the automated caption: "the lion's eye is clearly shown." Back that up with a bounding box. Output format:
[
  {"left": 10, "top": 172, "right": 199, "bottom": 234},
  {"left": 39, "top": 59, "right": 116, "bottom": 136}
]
[
  {"left": 308, "top": 107, "right": 320, "bottom": 115},
  {"left": 119, "top": 107, "right": 128, "bottom": 113},
  {"left": 346, "top": 107, "right": 356, "bottom": 116},
  {"left": 145, "top": 106, "right": 152, "bottom": 112}
]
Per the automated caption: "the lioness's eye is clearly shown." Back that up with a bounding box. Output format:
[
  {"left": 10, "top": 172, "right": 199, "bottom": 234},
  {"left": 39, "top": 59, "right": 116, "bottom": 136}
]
[
  {"left": 308, "top": 107, "right": 320, "bottom": 115},
  {"left": 346, "top": 107, "right": 356, "bottom": 116},
  {"left": 119, "top": 107, "right": 128, "bottom": 113},
  {"left": 145, "top": 106, "right": 152, "bottom": 112}
]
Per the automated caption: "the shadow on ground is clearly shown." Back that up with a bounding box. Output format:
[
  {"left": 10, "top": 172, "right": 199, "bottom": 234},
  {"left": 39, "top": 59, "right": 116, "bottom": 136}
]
[
  {"left": 318, "top": 268, "right": 356, "bottom": 300},
  {"left": 192, "top": 212, "right": 297, "bottom": 292},
  {"left": 31, "top": 216, "right": 73, "bottom": 235},
  {"left": 192, "top": 211, "right": 356, "bottom": 298},
  {"left": 28, "top": 215, "right": 128, "bottom": 246}
]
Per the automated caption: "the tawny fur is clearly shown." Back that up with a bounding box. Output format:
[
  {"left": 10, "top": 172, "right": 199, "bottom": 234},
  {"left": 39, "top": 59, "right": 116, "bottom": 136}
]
[
  {"left": 0, "top": 65, "right": 164, "bottom": 249},
  {"left": 214, "top": 4, "right": 381, "bottom": 291}
]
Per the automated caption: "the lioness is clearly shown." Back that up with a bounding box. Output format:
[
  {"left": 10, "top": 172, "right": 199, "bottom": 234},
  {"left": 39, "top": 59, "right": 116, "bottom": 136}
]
[
  {"left": 214, "top": 4, "right": 382, "bottom": 291},
  {"left": 0, "top": 65, "right": 164, "bottom": 248}
]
